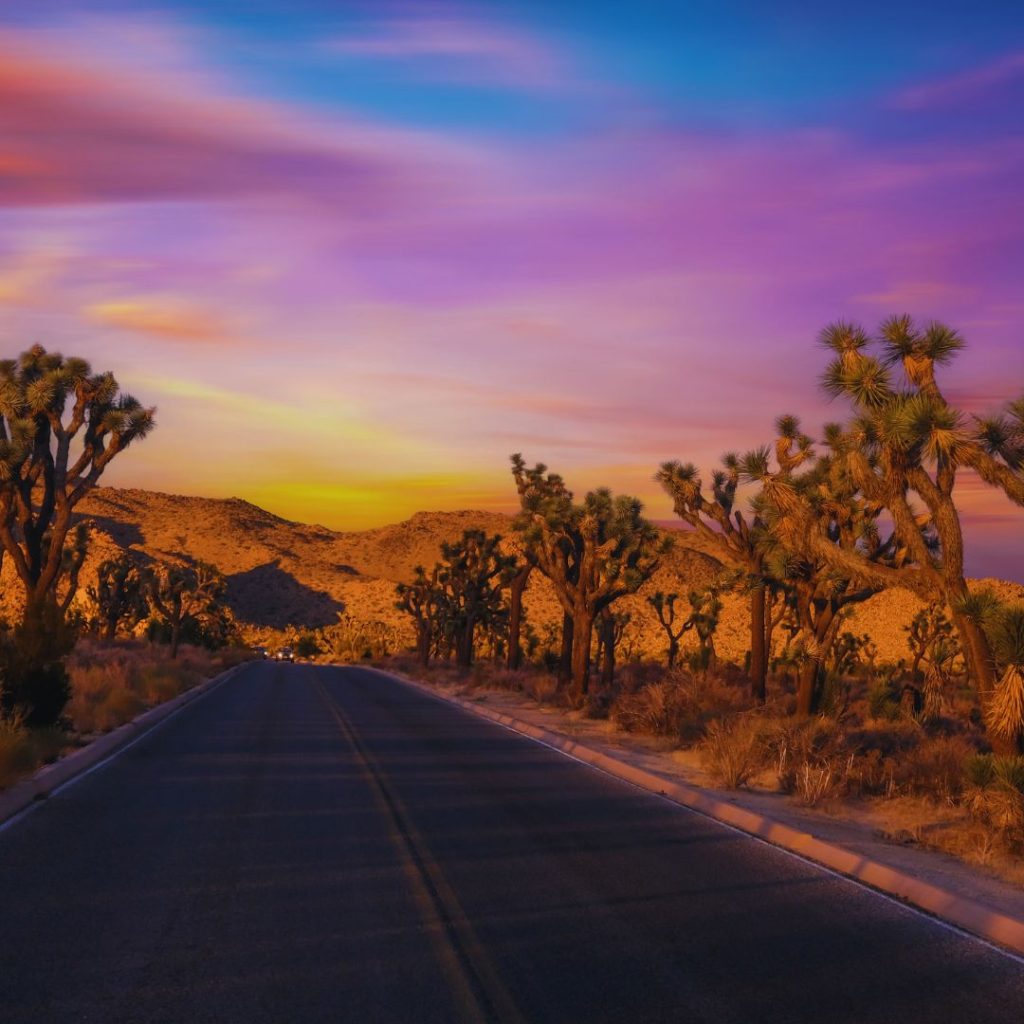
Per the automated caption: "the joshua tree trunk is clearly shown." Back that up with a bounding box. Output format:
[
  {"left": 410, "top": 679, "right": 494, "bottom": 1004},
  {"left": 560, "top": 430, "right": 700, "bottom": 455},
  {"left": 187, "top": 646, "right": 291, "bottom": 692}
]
[
  {"left": 600, "top": 610, "right": 616, "bottom": 690},
  {"left": 417, "top": 623, "right": 431, "bottom": 668},
  {"left": 570, "top": 608, "right": 594, "bottom": 702},
  {"left": 506, "top": 564, "right": 532, "bottom": 671},
  {"left": 170, "top": 617, "right": 182, "bottom": 660},
  {"left": 797, "top": 660, "right": 820, "bottom": 717},
  {"left": 456, "top": 618, "right": 475, "bottom": 669},
  {"left": 558, "top": 612, "right": 574, "bottom": 689},
  {"left": 750, "top": 585, "right": 767, "bottom": 704}
]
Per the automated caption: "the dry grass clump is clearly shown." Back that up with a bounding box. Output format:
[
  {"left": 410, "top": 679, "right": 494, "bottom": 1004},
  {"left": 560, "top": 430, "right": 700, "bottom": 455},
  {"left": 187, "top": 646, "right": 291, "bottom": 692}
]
[
  {"left": 0, "top": 720, "right": 67, "bottom": 790},
  {"left": 611, "top": 670, "right": 744, "bottom": 741},
  {"left": 698, "top": 715, "right": 768, "bottom": 789},
  {"left": 890, "top": 735, "right": 977, "bottom": 802},
  {"left": 760, "top": 717, "right": 843, "bottom": 804},
  {"left": 0, "top": 720, "right": 37, "bottom": 789}
]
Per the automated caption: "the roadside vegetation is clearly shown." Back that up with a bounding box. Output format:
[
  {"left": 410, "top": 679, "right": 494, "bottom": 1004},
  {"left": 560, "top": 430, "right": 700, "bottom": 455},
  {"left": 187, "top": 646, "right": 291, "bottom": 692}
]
[
  {"left": 387, "top": 317, "right": 1024, "bottom": 881},
  {"left": 0, "top": 345, "right": 246, "bottom": 791}
]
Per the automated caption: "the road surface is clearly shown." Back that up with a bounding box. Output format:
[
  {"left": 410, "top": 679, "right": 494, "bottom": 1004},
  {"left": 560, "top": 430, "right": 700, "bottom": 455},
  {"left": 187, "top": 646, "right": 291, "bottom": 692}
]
[{"left": 1, "top": 662, "right": 1022, "bottom": 1023}]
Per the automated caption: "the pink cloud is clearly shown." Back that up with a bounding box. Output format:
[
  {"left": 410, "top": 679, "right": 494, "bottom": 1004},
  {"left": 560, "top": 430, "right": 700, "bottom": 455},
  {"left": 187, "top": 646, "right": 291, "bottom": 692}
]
[{"left": 0, "top": 27, "right": 485, "bottom": 210}]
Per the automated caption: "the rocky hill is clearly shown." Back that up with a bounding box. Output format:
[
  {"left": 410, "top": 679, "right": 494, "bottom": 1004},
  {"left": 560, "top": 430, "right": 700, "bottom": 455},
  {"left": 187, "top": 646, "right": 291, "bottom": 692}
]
[{"left": 1, "top": 486, "right": 1020, "bottom": 665}]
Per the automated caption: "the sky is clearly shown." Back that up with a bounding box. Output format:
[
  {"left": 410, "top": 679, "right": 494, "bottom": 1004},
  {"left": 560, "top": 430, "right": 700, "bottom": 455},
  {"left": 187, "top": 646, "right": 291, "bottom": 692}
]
[{"left": 1, "top": 0, "right": 1022, "bottom": 579}]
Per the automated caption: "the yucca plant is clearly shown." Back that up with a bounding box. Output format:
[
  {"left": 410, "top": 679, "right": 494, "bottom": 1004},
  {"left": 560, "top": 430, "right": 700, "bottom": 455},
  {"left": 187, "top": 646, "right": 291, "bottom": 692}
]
[{"left": 984, "top": 607, "right": 1024, "bottom": 748}]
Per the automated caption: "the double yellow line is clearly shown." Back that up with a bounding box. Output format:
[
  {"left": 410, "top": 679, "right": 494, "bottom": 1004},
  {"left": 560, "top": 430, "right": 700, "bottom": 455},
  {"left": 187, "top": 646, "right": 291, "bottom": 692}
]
[{"left": 313, "top": 677, "right": 526, "bottom": 1024}]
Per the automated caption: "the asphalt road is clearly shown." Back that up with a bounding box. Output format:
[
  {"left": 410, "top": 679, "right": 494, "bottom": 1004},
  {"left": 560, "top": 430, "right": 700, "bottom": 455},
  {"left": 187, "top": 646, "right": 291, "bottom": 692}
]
[{"left": 2, "top": 662, "right": 1023, "bottom": 1023}]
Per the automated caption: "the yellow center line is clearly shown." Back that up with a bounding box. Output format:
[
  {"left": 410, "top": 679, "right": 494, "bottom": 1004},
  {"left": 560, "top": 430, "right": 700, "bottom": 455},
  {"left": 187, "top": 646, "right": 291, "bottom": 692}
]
[{"left": 312, "top": 676, "right": 527, "bottom": 1024}]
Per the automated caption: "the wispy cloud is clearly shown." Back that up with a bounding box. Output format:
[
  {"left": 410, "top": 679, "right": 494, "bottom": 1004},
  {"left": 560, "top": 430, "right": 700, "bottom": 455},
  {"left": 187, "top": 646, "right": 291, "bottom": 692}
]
[
  {"left": 327, "top": 11, "right": 572, "bottom": 91},
  {"left": 890, "top": 50, "right": 1024, "bottom": 110},
  {"left": 85, "top": 297, "right": 229, "bottom": 344}
]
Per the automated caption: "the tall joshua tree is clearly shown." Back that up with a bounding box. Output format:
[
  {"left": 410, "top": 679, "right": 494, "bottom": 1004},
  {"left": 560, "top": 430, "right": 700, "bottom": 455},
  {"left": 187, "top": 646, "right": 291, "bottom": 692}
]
[
  {"left": 511, "top": 455, "right": 575, "bottom": 685},
  {"left": 512, "top": 455, "right": 670, "bottom": 701},
  {"left": 647, "top": 591, "right": 688, "bottom": 669},
  {"left": 436, "top": 530, "right": 516, "bottom": 669},
  {"left": 0, "top": 345, "right": 155, "bottom": 618},
  {"left": 147, "top": 561, "right": 225, "bottom": 659},
  {"left": 743, "top": 415, "right": 912, "bottom": 716},
  {"left": 808, "top": 317, "right": 1024, "bottom": 749},
  {"left": 396, "top": 564, "right": 444, "bottom": 668},
  {"left": 90, "top": 553, "right": 148, "bottom": 641},
  {"left": 657, "top": 454, "right": 775, "bottom": 701}
]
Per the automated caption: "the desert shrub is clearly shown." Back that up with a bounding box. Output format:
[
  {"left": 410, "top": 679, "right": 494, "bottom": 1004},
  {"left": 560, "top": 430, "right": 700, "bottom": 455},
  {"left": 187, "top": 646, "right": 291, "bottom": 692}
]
[
  {"left": 0, "top": 719, "right": 37, "bottom": 789},
  {"left": 844, "top": 719, "right": 922, "bottom": 759},
  {"left": 615, "top": 661, "right": 668, "bottom": 693},
  {"left": 95, "top": 688, "right": 146, "bottom": 732},
  {"left": 698, "top": 715, "right": 767, "bottom": 789},
  {"left": 759, "top": 716, "right": 838, "bottom": 792},
  {"left": 963, "top": 754, "right": 1024, "bottom": 847},
  {"left": 611, "top": 681, "right": 695, "bottom": 738},
  {"left": 0, "top": 601, "right": 78, "bottom": 727},
  {"left": 610, "top": 670, "right": 744, "bottom": 741},
  {"left": 65, "top": 640, "right": 214, "bottom": 734},
  {"left": 891, "top": 735, "right": 975, "bottom": 802},
  {"left": 137, "top": 664, "right": 192, "bottom": 704},
  {"left": 66, "top": 663, "right": 132, "bottom": 734},
  {"left": 294, "top": 632, "right": 321, "bottom": 659},
  {"left": 842, "top": 748, "right": 895, "bottom": 798},
  {"left": 520, "top": 672, "right": 559, "bottom": 704}
]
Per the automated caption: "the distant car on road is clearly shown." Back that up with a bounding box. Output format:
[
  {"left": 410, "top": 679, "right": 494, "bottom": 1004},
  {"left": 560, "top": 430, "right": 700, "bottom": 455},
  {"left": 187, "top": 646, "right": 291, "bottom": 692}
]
[
  {"left": 251, "top": 646, "right": 269, "bottom": 659},
  {"left": 276, "top": 647, "right": 294, "bottom": 662}
]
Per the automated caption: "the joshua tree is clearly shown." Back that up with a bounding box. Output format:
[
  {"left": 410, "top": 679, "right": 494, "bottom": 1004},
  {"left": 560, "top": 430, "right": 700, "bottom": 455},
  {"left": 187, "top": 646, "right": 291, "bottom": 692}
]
[
  {"left": 743, "top": 415, "right": 909, "bottom": 716},
  {"left": 805, "top": 316, "right": 1023, "bottom": 748},
  {"left": 396, "top": 565, "right": 445, "bottom": 668},
  {"left": 511, "top": 455, "right": 575, "bottom": 686},
  {"left": 436, "top": 529, "right": 516, "bottom": 669},
  {"left": 684, "top": 585, "right": 723, "bottom": 676},
  {"left": 146, "top": 561, "right": 225, "bottom": 659},
  {"left": 0, "top": 345, "right": 154, "bottom": 617},
  {"left": 512, "top": 455, "right": 670, "bottom": 701},
  {"left": 647, "top": 591, "right": 688, "bottom": 668},
  {"left": 657, "top": 454, "right": 776, "bottom": 702},
  {"left": 89, "top": 552, "right": 148, "bottom": 640},
  {"left": 905, "top": 603, "right": 959, "bottom": 683}
]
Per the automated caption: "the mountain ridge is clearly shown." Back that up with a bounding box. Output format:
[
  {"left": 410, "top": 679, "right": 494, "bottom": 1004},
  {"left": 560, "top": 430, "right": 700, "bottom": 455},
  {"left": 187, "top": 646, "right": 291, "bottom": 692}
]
[{"left": 1, "top": 486, "right": 1020, "bottom": 664}]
